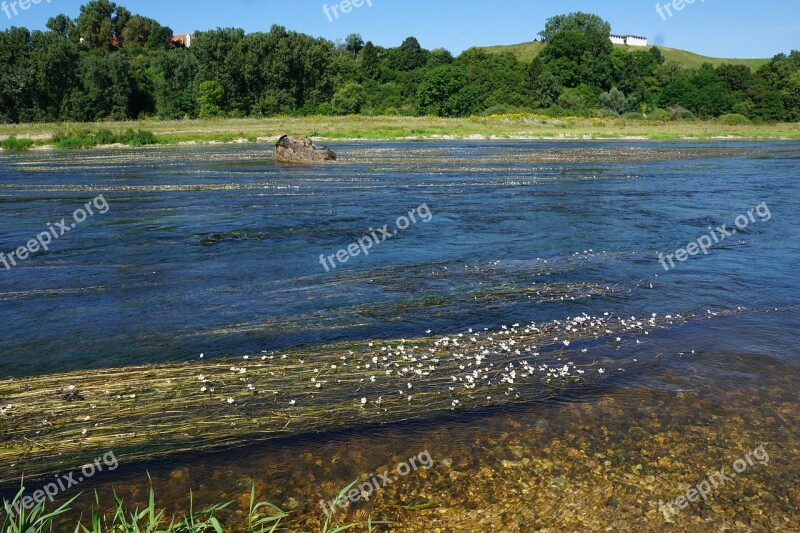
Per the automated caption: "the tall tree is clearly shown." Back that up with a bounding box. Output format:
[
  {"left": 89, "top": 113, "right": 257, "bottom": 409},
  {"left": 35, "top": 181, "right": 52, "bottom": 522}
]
[
  {"left": 539, "top": 12, "right": 611, "bottom": 43},
  {"left": 345, "top": 33, "right": 364, "bottom": 58},
  {"left": 392, "top": 37, "right": 427, "bottom": 71},
  {"left": 75, "top": 0, "right": 130, "bottom": 51},
  {"left": 360, "top": 41, "right": 380, "bottom": 80}
]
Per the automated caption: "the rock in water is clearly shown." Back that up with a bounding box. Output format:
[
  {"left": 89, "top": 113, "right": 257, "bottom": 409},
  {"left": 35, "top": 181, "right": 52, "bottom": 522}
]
[{"left": 274, "top": 135, "right": 336, "bottom": 164}]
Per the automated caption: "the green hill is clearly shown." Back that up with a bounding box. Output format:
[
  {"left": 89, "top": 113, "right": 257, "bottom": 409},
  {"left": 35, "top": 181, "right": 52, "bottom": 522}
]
[{"left": 478, "top": 40, "right": 770, "bottom": 71}]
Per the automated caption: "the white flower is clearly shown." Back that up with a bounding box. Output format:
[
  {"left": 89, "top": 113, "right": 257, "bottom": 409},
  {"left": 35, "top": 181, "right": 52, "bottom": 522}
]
[
  {"left": 361, "top": 397, "right": 367, "bottom": 406},
  {"left": 563, "top": 340, "right": 570, "bottom": 347},
  {"left": 598, "top": 369, "right": 605, "bottom": 374},
  {"left": 199, "top": 353, "right": 204, "bottom": 359},
  {"left": 289, "top": 400, "right": 296, "bottom": 406},
  {"left": 200, "top": 386, "right": 207, "bottom": 392},
  {"left": 226, "top": 398, "right": 235, "bottom": 404}
]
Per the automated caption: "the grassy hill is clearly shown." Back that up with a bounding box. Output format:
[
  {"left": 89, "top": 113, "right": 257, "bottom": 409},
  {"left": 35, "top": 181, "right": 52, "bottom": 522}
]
[{"left": 478, "top": 40, "right": 770, "bottom": 71}]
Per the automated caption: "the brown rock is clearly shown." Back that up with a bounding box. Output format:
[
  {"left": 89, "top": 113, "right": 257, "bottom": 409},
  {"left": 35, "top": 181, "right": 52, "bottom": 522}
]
[{"left": 274, "top": 135, "right": 336, "bottom": 164}]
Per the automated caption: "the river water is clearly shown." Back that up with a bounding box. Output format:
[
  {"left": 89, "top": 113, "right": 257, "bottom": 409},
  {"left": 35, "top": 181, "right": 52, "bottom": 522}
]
[{"left": 0, "top": 141, "right": 798, "bottom": 531}]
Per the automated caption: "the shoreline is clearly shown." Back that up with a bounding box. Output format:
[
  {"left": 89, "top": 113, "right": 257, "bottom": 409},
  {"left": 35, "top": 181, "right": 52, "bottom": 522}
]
[
  {"left": 1, "top": 116, "right": 799, "bottom": 152},
  {"left": 3, "top": 134, "right": 799, "bottom": 153}
]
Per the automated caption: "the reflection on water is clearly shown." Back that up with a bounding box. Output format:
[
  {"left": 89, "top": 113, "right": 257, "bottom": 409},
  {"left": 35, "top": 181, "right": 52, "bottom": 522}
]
[{"left": 1, "top": 141, "right": 799, "bottom": 530}]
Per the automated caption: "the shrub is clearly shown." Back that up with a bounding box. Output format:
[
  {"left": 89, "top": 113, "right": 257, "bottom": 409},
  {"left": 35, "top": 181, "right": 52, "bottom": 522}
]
[
  {"left": 667, "top": 105, "right": 695, "bottom": 120},
  {"left": 649, "top": 109, "right": 669, "bottom": 121},
  {"left": 481, "top": 104, "right": 509, "bottom": 116},
  {"left": 118, "top": 129, "right": 158, "bottom": 147},
  {"left": 0, "top": 136, "right": 34, "bottom": 151},
  {"left": 622, "top": 112, "right": 646, "bottom": 120},
  {"left": 94, "top": 129, "right": 118, "bottom": 145},
  {"left": 718, "top": 113, "right": 751, "bottom": 126},
  {"left": 55, "top": 137, "right": 97, "bottom": 149}
]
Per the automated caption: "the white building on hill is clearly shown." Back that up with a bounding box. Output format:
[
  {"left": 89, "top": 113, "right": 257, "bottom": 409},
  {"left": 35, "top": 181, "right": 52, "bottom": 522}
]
[{"left": 610, "top": 34, "right": 648, "bottom": 47}]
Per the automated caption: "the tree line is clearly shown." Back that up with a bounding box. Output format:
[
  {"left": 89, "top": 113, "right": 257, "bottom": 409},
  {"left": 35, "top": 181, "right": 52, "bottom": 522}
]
[{"left": 1, "top": 2, "right": 798, "bottom": 123}]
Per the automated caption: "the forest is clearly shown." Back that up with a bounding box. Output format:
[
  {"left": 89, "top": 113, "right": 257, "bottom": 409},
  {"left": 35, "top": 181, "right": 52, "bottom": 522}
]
[{"left": 1, "top": 2, "right": 798, "bottom": 124}]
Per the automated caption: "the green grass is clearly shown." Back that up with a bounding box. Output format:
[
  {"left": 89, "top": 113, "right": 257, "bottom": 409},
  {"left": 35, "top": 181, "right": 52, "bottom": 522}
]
[
  {"left": 51, "top": 127, "right": 160, "bottom": 149},
  {"left": 478, "top": 41, "right": 770, "bottom": 70},
  {"left": 476, "top": 40, "right": 546, "bottom": 63},
  {"left": 0, "top": 136, "right": 34, "bottom": 151},
  {"left": 0, "top": 116, "right": 798, "bottom": 148},
  {"left": 652, "top": 45, "right": 769, "bottom": 70},
  {"left": 0, "top": 478, "right": 338, "bottom": 532}
]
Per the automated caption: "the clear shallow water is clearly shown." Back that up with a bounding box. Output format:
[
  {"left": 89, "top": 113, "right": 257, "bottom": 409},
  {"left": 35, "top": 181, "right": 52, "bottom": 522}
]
[{"left": 0, "top": 141, "right": 798, "bottom": 530}]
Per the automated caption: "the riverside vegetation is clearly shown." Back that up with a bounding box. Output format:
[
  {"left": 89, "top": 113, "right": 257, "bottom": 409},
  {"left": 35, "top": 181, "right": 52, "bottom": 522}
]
[
  {"left": 0, "top": 6, "right": 798, "bottom": 126},
  {"left": 1, "top": 115, "right": 800, "bottom": 152}
]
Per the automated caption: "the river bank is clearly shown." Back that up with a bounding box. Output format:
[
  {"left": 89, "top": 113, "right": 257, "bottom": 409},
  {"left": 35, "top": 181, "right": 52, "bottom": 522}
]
[{"left": 1, "top": 116, "right": 799, "bottom": 151}]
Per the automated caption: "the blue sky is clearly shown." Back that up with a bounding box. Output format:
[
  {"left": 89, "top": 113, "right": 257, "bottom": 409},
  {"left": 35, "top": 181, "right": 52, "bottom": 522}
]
[{"left": 2, "top": 0, "right": 798, "bottom": 59}]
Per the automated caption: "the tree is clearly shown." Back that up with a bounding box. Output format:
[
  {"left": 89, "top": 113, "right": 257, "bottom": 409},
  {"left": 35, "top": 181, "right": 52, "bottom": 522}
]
[
  {"left": 345, "top": 33, "right": 364, "bottom": 58},
  {"left": 360, "top": 41, "right": 380, "bottom": 80},
  {"left": 31, "top": 31, "right": 81, "bottom": 120},
  {"left": 119, "top": 15, "right": 172, "bottom": 50},
  {"left": 417, "top": 65, "right": 477, "bottom": 116},
  {"left": 62, "top": 52, "right": 135, "bottom": 120},
  {"left": 192, "top": 28, "right": 246, "bottom": 112},
  {"left": 153, "top": 48, "right": 199, "bottom": 118},
  {"left": 332, "top": 81, "right": 365, "bottom": 114},
  {"left": 46, "top": 14, "right": 76, "bottom": 40},
  {"left": 531, "top": 71, "right": 562, "bottom": 108},
  {"left": 197, "top": 80, "right": 225, "bottom": 117},
  {"left": 120, "top": 15, "right": 151, "bottom": 48},
  {"left": 539, "top": 12, "right": 611, "bottom": 42},
  {"left": 598, "top": 87, "right": 627, "bottom": 114},
  {"left": 75, "top": 0, "right": 130, "bottom": 51},
  {"left": 783, "top": 70, "right": 800, "bottom": 121},
  {"left": 428, "top": 48, "right": 454, "bottom": 66},
  {"left": 393, "top": 37, "right": 427, "bottom": 71}
]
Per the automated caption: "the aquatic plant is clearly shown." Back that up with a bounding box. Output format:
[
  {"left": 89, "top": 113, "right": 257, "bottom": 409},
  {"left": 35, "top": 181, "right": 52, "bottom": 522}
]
[{"left": 0, "top": 306, "right": 746, "bottom": 485}]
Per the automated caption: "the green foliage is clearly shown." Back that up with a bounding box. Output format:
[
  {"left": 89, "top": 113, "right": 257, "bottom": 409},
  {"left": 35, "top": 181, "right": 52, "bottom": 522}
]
[
  {"left": 344, "top": 33, "right": 364, "bottom": 57},
  {"left": 598, "top": 87, "right": 627, "bottom": 115},
  {"left": 0, "top": 476, "right": 370, "bottom": 532},
  {"left": 118, "top": 128, "right": 158, "bottom": 146},
  {"left": 392, "top": 37, "right": 428, "bottom": 71},
  {"left": 52, "top": 127, "right": 158, "bottom": 148},
  {"left": 718, "top": 113, "right": 752, "bottom": 125},
  {"left": 1, "top": 482, "right": 78, "bottom": 532},
  {"left": 76, "top": 0, "right": 130, "bottom": 52},
  {"left": 0, "top": 136, "right": 34, "bottom": 151},
  {"left": 332, "top": 81, "right": 366, "bottom": 115},
  {"left": 539, "top": 12, "right": 611, "bottom": 42},
  {"left": 0, "top": 5, "right": 796, "bottom": 124},
  {"left": 197, "top": 80, "right": 225, "bottom": 118},
  {"left": 418, "top": 66, "right": 473, "bottom": 117}
]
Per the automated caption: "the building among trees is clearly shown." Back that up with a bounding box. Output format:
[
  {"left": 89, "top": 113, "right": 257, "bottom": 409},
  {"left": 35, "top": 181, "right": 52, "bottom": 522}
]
[
  {"left": 171, "top": 33, "right": 194, "bottom": 47},
  {"left": 610, "top": 34, "right": 648, "bottom": 47}
]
